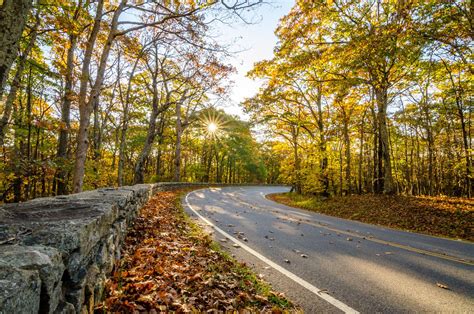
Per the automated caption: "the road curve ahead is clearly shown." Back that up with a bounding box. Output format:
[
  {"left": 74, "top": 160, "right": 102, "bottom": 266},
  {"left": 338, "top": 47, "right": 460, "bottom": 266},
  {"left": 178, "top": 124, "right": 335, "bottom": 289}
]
[{"left": 183, "top": 186, "right": 474, "bottom": 313}]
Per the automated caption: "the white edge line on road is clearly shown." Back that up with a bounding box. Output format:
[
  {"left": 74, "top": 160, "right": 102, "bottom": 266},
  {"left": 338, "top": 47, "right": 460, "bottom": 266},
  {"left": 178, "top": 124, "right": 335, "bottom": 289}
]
[{"left": 185, "top": 189, "right": 359, "bottom": 314}]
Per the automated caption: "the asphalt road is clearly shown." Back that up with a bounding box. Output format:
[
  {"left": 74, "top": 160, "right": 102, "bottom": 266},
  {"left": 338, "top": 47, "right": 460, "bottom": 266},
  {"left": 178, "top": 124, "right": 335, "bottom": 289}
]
[{"left": 183, "top": 186, "right": 474, "bottom": 313}]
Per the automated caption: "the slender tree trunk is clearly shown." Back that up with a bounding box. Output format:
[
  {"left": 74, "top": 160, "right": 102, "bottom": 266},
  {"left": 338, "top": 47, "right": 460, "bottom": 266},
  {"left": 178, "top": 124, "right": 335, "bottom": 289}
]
[
  {"left": 371, "top": 106, "right": 379, "bottom": 193},
  {"left": 55, "top": 34, "right": 76, "bottom": 195},
  {"left": 0, "top": 11, "right": 39, "bottom": 146},
  {"left": 358, "top": 112, "right": 365, "bottom": 194},
  {"left": 424, "top": 108, "right": 434, "bottom": 195},
  {"left": 73, "top": 0, "right": 124, "bottom": 192},
  {"left": 339, "top": 142, "right": 343, "bottom": 196},
  {"left": 174, "top": 101, "right": 182, "bottom": 182},
  {"left": 0, "top": 0, "right": 32, "bottom": 99},
  {"left": 133, "top": 70, "right": 172, "bottom": 184},
  {"left": 342, "top": 111, "right": 351, "bottom": 194},
  {"left": 24, "top": 66, "right": 33, "bottom": 200},
  {"left": 375, "top": 87, "right": 395, "bottom": 194},
  {"left": 316, "top": 84, "right": 329, "bottom": 196},
  {"left": 11, "top": 88, "right": 25, "bottom": 202},
  {"left": 154, "top": 117, "right": 166, "bottom": 179},
  {"left": 117, "top": 53, "right": 141, "bottom": 186},
  {"left": 292, "top": 126, "right": 302, "bottom": 194},
  {"left": 71, "top": 0, "right": 104, "bottom": 192},
  {"left": 133, "top": 98, "right": 159, "bottom": 184}
]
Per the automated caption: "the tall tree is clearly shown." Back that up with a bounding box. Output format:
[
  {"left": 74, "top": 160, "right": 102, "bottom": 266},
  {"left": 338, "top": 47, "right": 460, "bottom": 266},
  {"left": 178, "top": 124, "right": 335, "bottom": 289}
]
[{"left": 0, "top": 0, "right": 33, "bottom": 99}]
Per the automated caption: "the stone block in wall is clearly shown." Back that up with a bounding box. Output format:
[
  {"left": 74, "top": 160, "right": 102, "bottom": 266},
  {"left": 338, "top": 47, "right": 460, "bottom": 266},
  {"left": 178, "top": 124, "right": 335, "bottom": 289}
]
[
  {"left": 0, "top": 266, "right": 41, "bottom": 313},
  {"left": 0, "top": 245, "right": 64, "bottom": 313}
]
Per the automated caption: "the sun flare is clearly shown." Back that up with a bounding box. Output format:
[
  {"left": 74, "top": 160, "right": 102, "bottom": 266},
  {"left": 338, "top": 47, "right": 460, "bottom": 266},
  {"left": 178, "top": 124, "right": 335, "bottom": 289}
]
[
  {"left": 207, "top": 122, "right": 218, "bottom": 133},
  {"left": 200, "top": 109, "right": 227, "bottom": 138}
]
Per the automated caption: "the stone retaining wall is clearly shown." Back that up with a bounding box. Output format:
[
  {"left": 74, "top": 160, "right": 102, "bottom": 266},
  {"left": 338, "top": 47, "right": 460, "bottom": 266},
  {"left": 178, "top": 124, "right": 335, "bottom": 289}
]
[{"left": 0, "top": 182, "right": 216, "bottom": 313}]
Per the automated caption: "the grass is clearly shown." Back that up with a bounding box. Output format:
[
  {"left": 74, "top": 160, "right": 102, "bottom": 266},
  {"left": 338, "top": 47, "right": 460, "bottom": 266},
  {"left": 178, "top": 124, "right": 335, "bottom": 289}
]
[{"left": 268, "top": 192, "right": 473, "bottom": 241}]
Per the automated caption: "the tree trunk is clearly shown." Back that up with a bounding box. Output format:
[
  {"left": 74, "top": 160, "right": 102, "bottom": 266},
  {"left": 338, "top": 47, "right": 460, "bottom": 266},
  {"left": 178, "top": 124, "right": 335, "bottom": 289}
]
[
  {"left": 358, "top": 112, "right": 365, "bottom": 194},
  {"left": 70, "top": 0, "right": 103, "bottom": 192},
  {"left": 73, "top": 0, "right": 124, "bottom": 193},
  {"left": 0, "top": 10, "right": 39, "bottom": 146},
  {"left": 342, "top": 110, "right": 351, "bottom": 194},
  {"left": 423, "top": 106, "right": 435, "bottom": 195},
  {"left": 154, "top": 117, "right": 166, "bottom": 179},
  {"left": 117, "top": 52, "right": 141, "bottom": 186},
  {"left": 133, "top": 116, "right": 159, "bottom": 184},
  {"left": 133, "top": 80, "right": 162, "bottom": 184},
  {"left": 0, "top": 0, "right": 32, "bottom": 99},
  {"left": 315, "top": 84, "right": 329, "bottom": 196},
  {"left": 375, "top": 87, "right": 395, "bottom": 194},
  {"left": 55, "top": 34, "right": 76, "bottom": 195},
  {"left": 174, "top": 101, "right": 182, "bottom": 182},
  {"left": 292, "top": 126, "right": 302, "bottom": 194}
]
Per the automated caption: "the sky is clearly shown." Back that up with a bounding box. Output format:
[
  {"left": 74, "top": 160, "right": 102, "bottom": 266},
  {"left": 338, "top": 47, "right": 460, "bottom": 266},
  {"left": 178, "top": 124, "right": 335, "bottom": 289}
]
[{"left": 214, "top": 0, "right": 294, "bottom": 119}]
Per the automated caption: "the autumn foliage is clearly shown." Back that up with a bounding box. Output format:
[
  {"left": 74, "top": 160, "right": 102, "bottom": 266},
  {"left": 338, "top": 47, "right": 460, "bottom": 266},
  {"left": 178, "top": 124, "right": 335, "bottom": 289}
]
[{"left": 98, "top": 189, "right": 296, "bottom": 312}]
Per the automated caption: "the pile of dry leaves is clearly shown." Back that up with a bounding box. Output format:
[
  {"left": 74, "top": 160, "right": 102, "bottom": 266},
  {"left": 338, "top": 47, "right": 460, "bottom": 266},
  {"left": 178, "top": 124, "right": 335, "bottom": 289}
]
[
  {"left": 269, "top": 193, "right": 473, "bottom": 241},
  {"left": 97, "top": 189, "right": 295, "bottom": 313}
]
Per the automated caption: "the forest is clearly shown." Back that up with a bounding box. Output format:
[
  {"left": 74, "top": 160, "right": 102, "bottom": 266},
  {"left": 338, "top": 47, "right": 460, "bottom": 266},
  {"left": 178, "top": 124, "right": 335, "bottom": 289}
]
[
  {"left": 245, "top": 0, "right": 472, "bottom": 197},
  {"left": 0, "top": 0, "right": 273, "bottom": 203},
  {"left": 0, "top": 0, "right": 472, "bottom": 203}
]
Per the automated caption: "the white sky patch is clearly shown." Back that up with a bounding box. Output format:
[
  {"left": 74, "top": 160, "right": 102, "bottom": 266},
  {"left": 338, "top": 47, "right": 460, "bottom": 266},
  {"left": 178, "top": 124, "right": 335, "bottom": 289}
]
[{"left": 213, "top": 1, "right": 294, "bottom": 119}]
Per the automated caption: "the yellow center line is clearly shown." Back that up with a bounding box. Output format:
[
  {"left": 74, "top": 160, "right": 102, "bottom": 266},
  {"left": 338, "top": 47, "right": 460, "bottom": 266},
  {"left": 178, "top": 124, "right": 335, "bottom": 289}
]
[{"left": 289, "top": 216, "right": 474, "bottom": 266}]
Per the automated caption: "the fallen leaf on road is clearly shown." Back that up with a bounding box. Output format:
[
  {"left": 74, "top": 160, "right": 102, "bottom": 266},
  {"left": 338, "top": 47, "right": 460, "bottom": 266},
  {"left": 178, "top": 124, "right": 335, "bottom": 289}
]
[{"left": 436, "top": 283, "right": 450, "bottom": 290}]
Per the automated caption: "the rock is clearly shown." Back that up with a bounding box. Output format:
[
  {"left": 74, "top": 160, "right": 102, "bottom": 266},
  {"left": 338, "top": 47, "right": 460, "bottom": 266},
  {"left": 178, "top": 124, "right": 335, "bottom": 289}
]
[
  {"left": 0, "top": 267, "right": 41, "bottom": 313},
  {"left": 0, "top": 245, "right": 64, "bottom": 313}
]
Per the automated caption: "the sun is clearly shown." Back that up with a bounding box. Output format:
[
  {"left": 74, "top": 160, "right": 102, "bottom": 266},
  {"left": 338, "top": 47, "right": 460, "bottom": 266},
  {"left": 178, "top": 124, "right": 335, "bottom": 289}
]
[
  {"left": 207, "top": 122, "right": 218, "bottom": 133},
  {"left": 200, "top": 109, "right": 227, "bottom": 138}
]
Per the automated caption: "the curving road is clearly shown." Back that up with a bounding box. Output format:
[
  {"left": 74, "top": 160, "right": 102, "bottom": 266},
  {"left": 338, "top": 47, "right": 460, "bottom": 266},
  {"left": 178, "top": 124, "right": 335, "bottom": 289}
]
[{"left": 183, "top": 186, "right": 474, "bottom": 313}]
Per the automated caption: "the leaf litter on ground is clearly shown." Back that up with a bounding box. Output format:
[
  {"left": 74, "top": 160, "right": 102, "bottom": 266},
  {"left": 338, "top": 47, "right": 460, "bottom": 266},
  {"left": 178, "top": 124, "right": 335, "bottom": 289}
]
[
  {"left": 268, "top": 193, "right": 473, "bottom": 241},
  {"left": 97, "top": 189, "right": 298, "bottom": 313}
]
